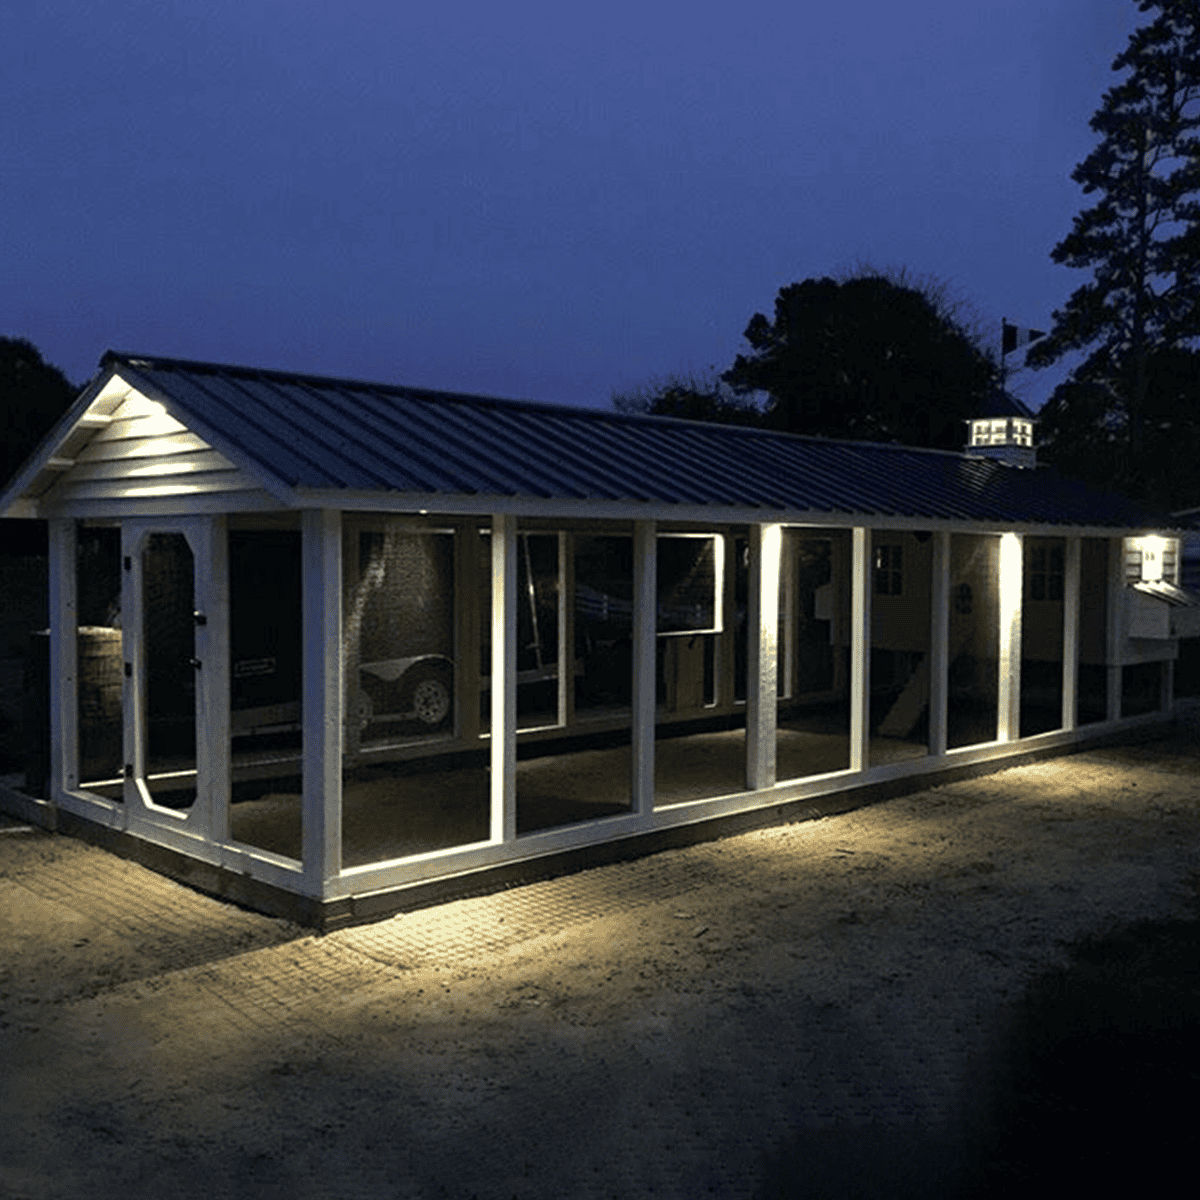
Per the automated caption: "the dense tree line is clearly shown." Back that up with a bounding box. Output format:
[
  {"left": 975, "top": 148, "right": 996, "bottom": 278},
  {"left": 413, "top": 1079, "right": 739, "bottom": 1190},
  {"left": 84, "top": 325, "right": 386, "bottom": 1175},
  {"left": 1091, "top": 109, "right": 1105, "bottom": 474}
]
[
  {"left": 614, "top": 268, "right": 999, "bottom": 453},
  {"left": 1, "top": 337, "right": 78, "bottom": 554}
]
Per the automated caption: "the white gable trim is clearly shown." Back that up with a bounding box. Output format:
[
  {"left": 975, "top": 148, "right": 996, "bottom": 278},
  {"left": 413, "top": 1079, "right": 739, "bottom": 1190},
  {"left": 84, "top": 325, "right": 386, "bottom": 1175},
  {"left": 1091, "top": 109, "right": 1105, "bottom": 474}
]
[{"left": 1, "top": 366, "right": 294, "bottom": 519}]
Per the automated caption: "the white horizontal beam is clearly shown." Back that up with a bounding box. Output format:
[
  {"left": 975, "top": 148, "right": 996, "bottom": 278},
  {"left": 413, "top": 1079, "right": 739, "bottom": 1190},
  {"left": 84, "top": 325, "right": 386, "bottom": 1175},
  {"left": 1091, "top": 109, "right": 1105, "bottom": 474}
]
[{"left": 285, "top": 488, "right": 1182, "bottom": 538}]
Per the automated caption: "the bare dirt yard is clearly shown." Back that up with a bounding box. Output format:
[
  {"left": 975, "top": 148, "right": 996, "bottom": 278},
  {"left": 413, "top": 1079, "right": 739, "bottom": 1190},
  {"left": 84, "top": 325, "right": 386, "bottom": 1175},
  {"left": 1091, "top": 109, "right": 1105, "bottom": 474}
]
[{"left": 2, "top": 731, "right": 1199, "bottom": 1199}]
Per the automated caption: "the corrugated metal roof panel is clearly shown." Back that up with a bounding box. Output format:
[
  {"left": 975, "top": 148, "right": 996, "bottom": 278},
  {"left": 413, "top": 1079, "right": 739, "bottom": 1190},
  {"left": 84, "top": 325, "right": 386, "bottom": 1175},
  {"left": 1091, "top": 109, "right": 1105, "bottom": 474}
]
[{"left": 97, "top": 352, "right": 1169, "bottom": 530}]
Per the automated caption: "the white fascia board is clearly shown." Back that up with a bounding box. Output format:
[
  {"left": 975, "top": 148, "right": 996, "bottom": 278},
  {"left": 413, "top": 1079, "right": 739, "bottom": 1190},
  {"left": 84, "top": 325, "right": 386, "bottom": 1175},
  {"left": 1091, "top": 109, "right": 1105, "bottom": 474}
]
[
  {"left": 113, "top": 364, "right": 298, "bottom": 509},
  {"left": 38, "top": 489, "right": 289, "bottom": 521},
  {"left": 286, "top": 487, "right": 1173, "bottom": 538},
  {"left": 3, "top": 497, "right": 39, "bottom": 518},
  {"left": 0, "top": 366, "right": 125, "bottom": 518}
]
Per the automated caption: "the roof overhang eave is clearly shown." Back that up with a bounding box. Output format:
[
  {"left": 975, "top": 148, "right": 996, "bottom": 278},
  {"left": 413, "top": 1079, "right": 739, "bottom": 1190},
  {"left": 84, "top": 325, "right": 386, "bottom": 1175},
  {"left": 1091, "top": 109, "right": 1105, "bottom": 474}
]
[{"left": 285, "top": 487, "right": 1177, "bottom": 537}]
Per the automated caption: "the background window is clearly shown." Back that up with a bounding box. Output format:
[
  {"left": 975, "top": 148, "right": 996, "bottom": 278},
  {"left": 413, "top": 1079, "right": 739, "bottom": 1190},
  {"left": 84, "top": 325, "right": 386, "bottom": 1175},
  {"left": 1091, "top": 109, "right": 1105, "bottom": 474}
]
[
  {"left": 874, "top": 544, "right": 902, "bottom": 595},
  {"left": 1028, "top": 543, "right": 1064, "bottom": 601}
]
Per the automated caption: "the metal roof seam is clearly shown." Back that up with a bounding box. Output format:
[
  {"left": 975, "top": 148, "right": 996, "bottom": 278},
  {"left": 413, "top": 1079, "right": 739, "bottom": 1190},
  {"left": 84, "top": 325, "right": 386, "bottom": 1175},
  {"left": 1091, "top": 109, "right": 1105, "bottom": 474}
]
[
  {"left": 251, "top": 377, "right": 410, "bottom": 491},
  {"left": 157, "top": 369, "right": 350, "bottom": 492},
  {"left": 542, "top": 416, "right": 699, "bottom": 500},
  {"left": 337, "top": 387, "right": 497, "bottom": 494},
  {"left": 629, "top": 424, "right": 777, "bottom": 506},
  {"left": 150, "top": 362, "right": 408, "bottom": 492},
  {"left": 406, "top": 400, "right": 594, "bottom": 499},
  {"left": 520, "top": 418, "right": 687, "bottom": 503},
  {"left": 328, "top": 384, "right": 543, "bottom": 497},
  {"left": 470, "top": 404, "right": 648, "bottom": 500},
  {"left": 79, "top": 353, "right": 1177, "bottom": 532},
  {"left": 116, "top": 366, "right": 318, "bottom": 496}
]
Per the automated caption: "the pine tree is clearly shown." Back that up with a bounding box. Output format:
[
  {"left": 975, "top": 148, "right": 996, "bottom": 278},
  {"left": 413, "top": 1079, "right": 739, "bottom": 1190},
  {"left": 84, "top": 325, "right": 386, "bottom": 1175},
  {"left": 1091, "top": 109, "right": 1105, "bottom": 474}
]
[{"left": 1029, "top": 0, "right": 1200, "bottom": 465}]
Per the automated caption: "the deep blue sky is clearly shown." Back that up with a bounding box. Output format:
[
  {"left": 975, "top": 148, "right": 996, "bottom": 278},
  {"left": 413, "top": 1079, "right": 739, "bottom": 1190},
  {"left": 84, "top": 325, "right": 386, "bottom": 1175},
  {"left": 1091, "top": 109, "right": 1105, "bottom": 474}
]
[{"left": 4, "top": 1, "right": 1141, "bottom": 412}]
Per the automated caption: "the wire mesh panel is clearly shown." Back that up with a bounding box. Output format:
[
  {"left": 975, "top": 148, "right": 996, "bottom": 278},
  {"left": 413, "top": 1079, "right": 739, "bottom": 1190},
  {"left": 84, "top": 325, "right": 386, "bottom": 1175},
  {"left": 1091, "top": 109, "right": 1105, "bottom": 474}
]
[
  {"left": 1021, "top": 537, "right": 1066, "bottom": 737},
  {"left": 1078, "top": 539, "right": 1110, "bottom": 725},
  {"left": 143, "top": 532, "right": 197, "bottom": 809},
  {"left": 947, "top": 534, "right": 1000, "bottom": 749},
  {"left": 479, "top": 531, "right": 563, "bottom": 731},
  {"left": 75, "top": 524, "right": 123, "bottom": 794},
  {"left": 226, "top": 526, "right": 303, "bottom": 862},
  {"left": 348, "top": 526, "right": 456, "bottom": 745},
  {"left": 776, "top": 531, "right": 852, "bottom": 781},
  {"left": 340, "top": 519, "right": 488, "bottom": 868},
  {"left": 573, "top": 534, "right": 634, "bottom": 719},
  {"left": 510, "top": 532, "right": 634, "bottom": 835},
  {"left": 653, "top": 533, "right": 736, "bottom": 806},
  {"left": 869, "top": 530, "right": 932, "bottom": 764}
]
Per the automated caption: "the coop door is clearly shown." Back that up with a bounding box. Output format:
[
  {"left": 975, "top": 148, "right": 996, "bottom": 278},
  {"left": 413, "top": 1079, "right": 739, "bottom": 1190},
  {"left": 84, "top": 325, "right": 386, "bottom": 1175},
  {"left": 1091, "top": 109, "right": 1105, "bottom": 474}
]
[{"left": 122, "top": 520, "right": 217, "bottom": 830}]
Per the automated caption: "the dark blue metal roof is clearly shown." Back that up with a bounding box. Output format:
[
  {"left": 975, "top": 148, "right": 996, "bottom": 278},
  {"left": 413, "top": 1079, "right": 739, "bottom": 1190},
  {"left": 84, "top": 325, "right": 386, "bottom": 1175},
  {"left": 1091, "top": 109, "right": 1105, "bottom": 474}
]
[{"left": 102, "top": 352, "right": 1168, "bottom": 529}]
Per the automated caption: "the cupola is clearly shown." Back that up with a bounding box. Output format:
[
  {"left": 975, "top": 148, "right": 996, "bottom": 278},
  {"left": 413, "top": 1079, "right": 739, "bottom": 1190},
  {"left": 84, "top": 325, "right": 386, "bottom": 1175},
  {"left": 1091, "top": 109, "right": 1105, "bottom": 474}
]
[{"left": 965, "top": 389, "right": 1037, "bottom": 469}]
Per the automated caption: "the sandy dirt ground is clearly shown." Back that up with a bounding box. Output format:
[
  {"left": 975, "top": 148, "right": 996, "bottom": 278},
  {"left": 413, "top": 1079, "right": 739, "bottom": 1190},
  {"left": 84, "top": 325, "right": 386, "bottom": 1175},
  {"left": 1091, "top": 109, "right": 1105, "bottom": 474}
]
[{"left": 1, "top": 731, "right": 1199, "bottom": 1199}]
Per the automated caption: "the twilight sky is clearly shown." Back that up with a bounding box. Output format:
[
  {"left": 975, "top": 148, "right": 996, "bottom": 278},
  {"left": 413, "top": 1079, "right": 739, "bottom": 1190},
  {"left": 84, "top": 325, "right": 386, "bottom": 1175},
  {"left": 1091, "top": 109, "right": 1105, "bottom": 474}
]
[{"left": 4, "top": 1, "right": 1141, "bottom": 413}]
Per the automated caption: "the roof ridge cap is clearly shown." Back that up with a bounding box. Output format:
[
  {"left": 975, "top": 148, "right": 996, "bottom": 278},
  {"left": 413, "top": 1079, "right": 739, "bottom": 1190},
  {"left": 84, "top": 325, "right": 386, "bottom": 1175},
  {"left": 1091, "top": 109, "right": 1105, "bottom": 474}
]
[{"left": 103, "top": 352, "right": 990, "bottom": 460}]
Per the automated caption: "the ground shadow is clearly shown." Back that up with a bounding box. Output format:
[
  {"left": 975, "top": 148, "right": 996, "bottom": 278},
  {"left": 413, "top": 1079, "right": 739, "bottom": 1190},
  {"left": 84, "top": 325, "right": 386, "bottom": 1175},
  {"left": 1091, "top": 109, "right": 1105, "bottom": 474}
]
[
  {"left": 970, "top": 911, "right": 1200, "bottom": 1194},
  {"left": 752, "top": 901, "right": 1200, "bottom": 1198}
]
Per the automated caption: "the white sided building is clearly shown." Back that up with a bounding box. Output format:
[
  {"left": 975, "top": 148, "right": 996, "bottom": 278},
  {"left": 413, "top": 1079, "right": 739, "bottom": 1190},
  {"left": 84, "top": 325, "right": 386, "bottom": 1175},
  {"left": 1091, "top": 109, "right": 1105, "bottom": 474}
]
[{"left": 1, "top": 352, "right": 1197, "bottom": 926}]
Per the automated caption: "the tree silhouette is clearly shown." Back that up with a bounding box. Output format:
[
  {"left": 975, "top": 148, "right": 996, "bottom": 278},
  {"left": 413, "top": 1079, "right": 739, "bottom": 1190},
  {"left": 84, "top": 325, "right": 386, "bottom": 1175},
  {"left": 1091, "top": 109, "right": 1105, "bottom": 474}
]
[
  {"left": 1038, "top": 345, "right": 1200, "bottom": 511},
  {"left": 1028, "top": 0, "right": 1200, "bottom": 478},
  {"left": 721, "top": 271, "right": 995, "bottom": 449},
  {"left": 612, "top": 369, "right": 763, "bottom": 425},
  {"left": 2, "top": 337, "right": 78, "bottom": 554},
  {"left": 2, "top": 337, "right": 77, "bottom": 486}
]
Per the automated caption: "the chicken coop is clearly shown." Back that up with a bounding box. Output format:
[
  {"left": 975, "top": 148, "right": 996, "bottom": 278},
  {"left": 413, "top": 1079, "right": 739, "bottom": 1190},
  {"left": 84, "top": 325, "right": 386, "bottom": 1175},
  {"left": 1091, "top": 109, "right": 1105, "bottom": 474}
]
[{"left": 1, "top": 353, "right": 1194, "bottom": 926}]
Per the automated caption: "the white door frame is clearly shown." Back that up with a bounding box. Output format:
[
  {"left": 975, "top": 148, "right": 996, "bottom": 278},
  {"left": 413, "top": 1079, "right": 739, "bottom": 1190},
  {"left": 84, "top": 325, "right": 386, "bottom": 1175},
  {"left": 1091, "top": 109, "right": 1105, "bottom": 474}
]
[{"left": 121, "top": 516, "right": 229, "bottom": 843}]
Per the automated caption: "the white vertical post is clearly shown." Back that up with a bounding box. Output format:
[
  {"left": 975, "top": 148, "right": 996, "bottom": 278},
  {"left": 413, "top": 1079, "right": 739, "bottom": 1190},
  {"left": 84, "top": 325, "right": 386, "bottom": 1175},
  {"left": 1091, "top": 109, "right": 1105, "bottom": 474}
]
[
  {"left": 632, "top": 521, "right": 657, "bottom": 813},
  {"left": 1062, "top": 537, "right": 1080, "bottom": 732},
  {"left": 455, "top": 522, "right": 482, "bottom": 744},
  {"left": 491, "top": 514, "right": 517, "bottom": 843},
  {"left": 121, "top": 525, "right": 146, "bottom": 817},
  {"left": 849, "top": 528, "right": 870, "bottom": 772},
  {"left": 301, "top": 509, "right": 343, "bottom": 892},
  {"left": 779, "top": 532, "right": 795, "bottom": 701},
  {"left": 47, "top": 518, "right": 76, "bottom": 812},
  {"left": 746, "top": 524, "right": 780, "bottom": 790},
  {"left": 720, "top": 532, "right": 738, "bottom": 707},
  {"left": 997, "top": 533, "right": 1023, "bottom": 741},
  {"left": 200, "top": 516, "right": 231, "bottom": 844},
  {"left": 1107, "top": 537, "right": 1124, "bottom": 720},
  {"left": 557, "top": 530, "right": 571, "bottom": 728},
  {"left": 929, "top": 531, "right": 950, "bottom": 756},
  {"left": 340, "top": 527, "right": 363, "bottom": 759}
]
